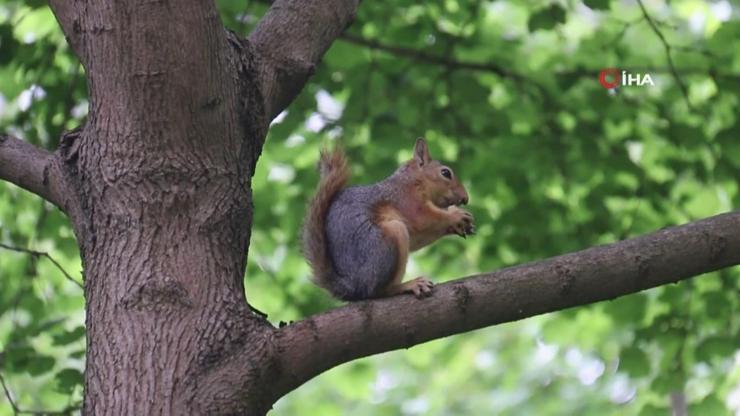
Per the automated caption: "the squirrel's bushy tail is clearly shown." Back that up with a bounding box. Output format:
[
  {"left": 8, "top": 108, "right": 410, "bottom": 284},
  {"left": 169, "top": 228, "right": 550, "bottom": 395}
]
[{"left": 302, "top": 146, "right": 349, "bottom": 290}]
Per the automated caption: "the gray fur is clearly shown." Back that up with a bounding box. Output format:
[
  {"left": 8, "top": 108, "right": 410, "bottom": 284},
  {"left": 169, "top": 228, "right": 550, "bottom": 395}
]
[{"left": 325, "top": 181, "right": 399, "bottom": 300}]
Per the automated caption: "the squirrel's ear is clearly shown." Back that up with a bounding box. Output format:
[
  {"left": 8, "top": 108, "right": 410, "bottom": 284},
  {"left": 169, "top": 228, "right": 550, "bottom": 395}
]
[{"left": 413, "top": 137, "right": 431, "bottom": 166}]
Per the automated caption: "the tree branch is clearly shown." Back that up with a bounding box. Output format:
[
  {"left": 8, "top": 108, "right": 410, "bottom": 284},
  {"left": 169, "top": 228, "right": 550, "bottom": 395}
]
[
  {"left": 636, "top": 0, "right": 692, "bottom": 110},
  {"left": 248, "top": 0, "right": 360, "bottom": 121},
  {"left": 341, "top": 33, "right": 740, "bottom": 81},
  {"left": 0, "top": 243, "right": 83, "bottom": 289},
  {"left": 0, "top": 134, "right": 68, "bottom": 211},
  {"left": 272, "top": 211, "right": 740, "bottom": 398},
  {"left": 340, "top": 32, "right": 519, "bottom": 79},
  {"left": 47, "top": 1, "right": 84, "bottom": 61}
]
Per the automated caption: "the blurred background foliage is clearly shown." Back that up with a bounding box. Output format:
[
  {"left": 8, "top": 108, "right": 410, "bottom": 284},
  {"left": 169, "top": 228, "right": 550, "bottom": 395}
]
[{"left": 0, "top": 0, "right": 739, "bottom": 414}]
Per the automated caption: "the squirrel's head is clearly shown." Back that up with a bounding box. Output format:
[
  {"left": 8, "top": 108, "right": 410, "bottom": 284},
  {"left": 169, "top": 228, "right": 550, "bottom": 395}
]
[{"left": 408, "top": 138, "right": 469, "bottom": 209}]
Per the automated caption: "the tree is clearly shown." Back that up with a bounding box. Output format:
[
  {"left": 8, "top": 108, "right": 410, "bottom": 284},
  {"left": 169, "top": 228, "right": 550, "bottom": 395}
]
[{"left": 1, "top": 0, "right": 738, "bottom": 415}]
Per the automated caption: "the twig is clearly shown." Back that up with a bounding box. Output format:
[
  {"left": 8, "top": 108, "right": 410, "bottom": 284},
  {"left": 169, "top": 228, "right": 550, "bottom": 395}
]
[
  {"left": 0, "top": 243, "right": 83, "bottom": 289},
  {"left": 636, "top": 0, "right": 692, "bottom": 110},
  {"left": 0, "top": 371, "right": 82, "bottom": 416},
  {"left": 0, "top": 372, "right": 19, "bottom": 415},
  {"left": 340, "top": 32, "right": 520, "bottom": 80},
  {"left": 672, "top": 44, "right": 716, "bottom": 59}
]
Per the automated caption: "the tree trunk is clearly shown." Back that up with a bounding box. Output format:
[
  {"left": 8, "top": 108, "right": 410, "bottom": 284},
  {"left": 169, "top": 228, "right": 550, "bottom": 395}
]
[
  {"left": 31, "top": 0, "right": 358, "bottom": 413},
  {"left": 73, "top": 111, "right": 275, "bottom": 414},
  {"left": 52, "top": 1, "right": 277, "bottom": 413}
]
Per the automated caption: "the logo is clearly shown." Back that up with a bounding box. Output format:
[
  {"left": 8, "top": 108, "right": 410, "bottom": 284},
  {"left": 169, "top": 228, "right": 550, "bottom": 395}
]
[{"left": 598, "top": 68, "right": 655, "bottom": 89}]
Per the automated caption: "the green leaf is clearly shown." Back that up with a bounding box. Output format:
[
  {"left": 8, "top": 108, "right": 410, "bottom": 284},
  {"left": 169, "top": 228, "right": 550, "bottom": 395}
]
[
  {"left": 0, "top": 24, "right": 20, "bottom": 65},
  {"left": 702, "top": 291, "right": 733, "bottom": 320},
  {"left": 696, "top": 336, "right": 736, "bottom": 363},
  {"left": 70, "top": 349, "right": 86, "bottom": 359},
  {"left": 583, "top": 0, "right": 610, "bottom": 10},
  {"left": 3, "top": 345, "right": 35, "bottom": 373},
  {"left": 27, "top": 355, "right": 55, "bottom": 376},
  {"left": 651, "top": 371, "right": 684, "bottom": 395},
  {"left": 55, "top": 368, "right": 84, "bottom": 393},
  {"left": 25, "top": 0, "right": 47, "bottom": 9},
  {"left": 619, "top": 346, "right": 650, "bottom": 378},
  {"left": 325, "top": 40, "right": 368, "bottom": 70},
  {"left": 52, "top": 326, "right": 86, "bottom": 346},
  {"left": 708, "top": 21, "right": 740, "bottom": 57},
  {"left": 603, "top": 294, "right": 647, "bottom": 324},
  {"left": 688, "top": 394, "right": 726, "bottom": 415},
  {"left": 528, "top": 5, "right": 566, "bottom": 32},
  {"left": 638, "top": 404, "right": 668, "bottom": 416}
]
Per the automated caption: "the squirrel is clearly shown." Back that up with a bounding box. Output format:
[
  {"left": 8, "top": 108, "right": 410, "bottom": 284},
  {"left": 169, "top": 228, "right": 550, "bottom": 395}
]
[{"left": 302, "top": 138, "right": 474, "bottom": 301}]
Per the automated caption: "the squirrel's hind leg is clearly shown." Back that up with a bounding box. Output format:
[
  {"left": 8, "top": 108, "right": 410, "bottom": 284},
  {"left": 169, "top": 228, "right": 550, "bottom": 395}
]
[
  {"left": 386, "top": 276, "right": 434, "bottom": 298},
  {"left": 375, "top": 207, "right": 434, "bottom": 298}
]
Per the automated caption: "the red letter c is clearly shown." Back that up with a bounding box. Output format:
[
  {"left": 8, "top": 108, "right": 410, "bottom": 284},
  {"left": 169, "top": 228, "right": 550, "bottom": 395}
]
[{"left": 598, "top": 68, "right": 620, "bottom": 89}]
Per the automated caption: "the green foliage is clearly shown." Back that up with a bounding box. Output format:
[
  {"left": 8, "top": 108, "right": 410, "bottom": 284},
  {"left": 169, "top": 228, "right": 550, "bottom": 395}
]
[
  {"left": 1, "top": 0, "right": 739, "bottom": 415},
  {"left": 528, "top": 5, "right": 567, "bottom": 32}
]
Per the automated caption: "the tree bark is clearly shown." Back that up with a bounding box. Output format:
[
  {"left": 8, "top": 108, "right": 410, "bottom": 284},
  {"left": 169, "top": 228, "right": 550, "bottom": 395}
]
[
  {"left": 0, "top": 0, "right": 738, "bottom": 415},
  {"left": 51, "top": 0, "right": 274, "bottom": 412}
]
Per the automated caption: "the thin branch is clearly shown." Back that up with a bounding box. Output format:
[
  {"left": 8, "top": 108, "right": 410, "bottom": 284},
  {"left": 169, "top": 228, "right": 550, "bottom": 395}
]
[
  {"left": 0, "top": 372, "right": 81, "bottom": 415},
  {"left": 0, "top": 372, "right": 19, "bottom": 415},
  {"left": 636, "top": 0, "right": 692, "bottom": 109},
  {"left": 340, "top": 32, "right": 553, "bottom": 100},
  {"left": 1, "top": 372, "right": 81, "bottom": 415},
  {"left": 0, "top": 243, "right": 83, "bottom": 289},
  {"left": 341, "top": 33, "right": 739, "bottom": 83},
  {"left": 341, "top": 32, "right": 519, "bottom": 79},
  {"left": 670, "top": 391, "right": 688, "bottom": 416},
  {"left": 271, "top": 211, "right": 740, "bottom": 399},
  {"left": 0, "top": 134, "right": 68, "bottom": 211}
]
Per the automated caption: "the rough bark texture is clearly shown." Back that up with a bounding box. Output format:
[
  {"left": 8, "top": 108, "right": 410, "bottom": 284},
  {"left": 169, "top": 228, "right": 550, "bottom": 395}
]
[
  {"left": 0, "top": 0, "right": 738, "bottom": 415},
  {"left": 51, "top": 0, "right": 276, "bottom": 412}
]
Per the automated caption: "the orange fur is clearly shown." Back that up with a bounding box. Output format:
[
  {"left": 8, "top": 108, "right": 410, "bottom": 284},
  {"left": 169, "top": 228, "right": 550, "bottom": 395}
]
[
  {"left": 302, "top": 147, "right": 350, "bottom": 290},
  {"left": 374, "top": 204, "right": 410, "bottom": 294}
]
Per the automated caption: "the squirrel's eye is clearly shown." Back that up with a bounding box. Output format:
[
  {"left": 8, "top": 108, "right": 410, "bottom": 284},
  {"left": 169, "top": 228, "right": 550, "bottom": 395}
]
[{"left": 441, "top": 168, "right": 452, "bottom": 179}]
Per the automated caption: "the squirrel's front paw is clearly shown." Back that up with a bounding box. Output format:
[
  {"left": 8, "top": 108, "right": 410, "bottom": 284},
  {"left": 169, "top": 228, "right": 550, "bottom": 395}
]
[{"left": 447, "top": 207, "right": 475, "bottom": 238}]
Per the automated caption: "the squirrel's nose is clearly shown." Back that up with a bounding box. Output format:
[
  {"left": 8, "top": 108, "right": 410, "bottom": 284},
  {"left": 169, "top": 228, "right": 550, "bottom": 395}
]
[{"left": 460, "top": 195, "right": 469, "bottom": 205}]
